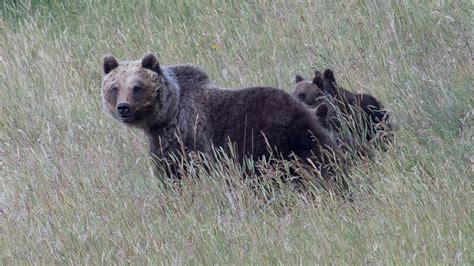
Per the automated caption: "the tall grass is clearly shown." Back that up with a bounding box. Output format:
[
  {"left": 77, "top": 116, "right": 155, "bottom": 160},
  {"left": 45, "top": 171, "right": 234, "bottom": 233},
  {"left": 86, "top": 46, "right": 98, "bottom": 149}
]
[{"left": 1, "top": 0, "right": 472, "bottom": 264}]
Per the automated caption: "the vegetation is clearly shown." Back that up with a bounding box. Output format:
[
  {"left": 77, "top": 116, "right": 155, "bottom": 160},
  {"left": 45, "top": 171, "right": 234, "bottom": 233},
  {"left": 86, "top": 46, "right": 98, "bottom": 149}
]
[{"left": 1, "top": 0, "right": 472, "bottom": 264}]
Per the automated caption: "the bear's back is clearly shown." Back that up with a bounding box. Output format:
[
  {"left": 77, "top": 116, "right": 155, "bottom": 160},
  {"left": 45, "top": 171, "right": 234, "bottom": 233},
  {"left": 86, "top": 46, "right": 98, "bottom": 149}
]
[
  {"left": 204, "top": 86, "right": 333, "bottom": 162},
  {"left": 165, "top": 64, "right": 212, "bottom": 94}
]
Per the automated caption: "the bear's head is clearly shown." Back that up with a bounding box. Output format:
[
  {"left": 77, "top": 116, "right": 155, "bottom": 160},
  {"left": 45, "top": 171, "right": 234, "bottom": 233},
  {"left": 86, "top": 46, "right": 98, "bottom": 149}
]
[
  {"left": 313, "top": 103, "right": 340, "bottom": 132},
  {"left": 320, "top": 69, "right": 339, "bottom": 96},
  {"left": 292, "top": 70, "right": 326, "bottom": 107},
  {"left": 293, "top": 70, "right": 342, "bottom": 131},
  {"left": 101, "top": 54, "right": 178, "bottom": 128}
]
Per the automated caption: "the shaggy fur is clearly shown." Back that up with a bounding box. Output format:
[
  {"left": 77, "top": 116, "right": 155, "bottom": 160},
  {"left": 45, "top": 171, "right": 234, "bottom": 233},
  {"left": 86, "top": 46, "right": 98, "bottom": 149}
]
[{"left": 102, "top": 54, "right": 343, "bottom": 181}]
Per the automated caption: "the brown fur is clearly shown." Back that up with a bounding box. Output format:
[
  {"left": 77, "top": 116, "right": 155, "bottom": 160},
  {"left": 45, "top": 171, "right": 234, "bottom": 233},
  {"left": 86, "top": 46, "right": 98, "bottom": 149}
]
[
  {"left": 292, "top": 69, "right": 391, "bottom": 142},
  {"left": 102, "top": 54, "right": 344, "bottom": 182}
]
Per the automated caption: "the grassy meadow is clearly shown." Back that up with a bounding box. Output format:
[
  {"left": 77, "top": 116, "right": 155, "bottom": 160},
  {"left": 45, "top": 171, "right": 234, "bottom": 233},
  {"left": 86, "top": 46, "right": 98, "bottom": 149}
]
[{"left": 1, "top": 0, "right": 473, "bottom": 264}]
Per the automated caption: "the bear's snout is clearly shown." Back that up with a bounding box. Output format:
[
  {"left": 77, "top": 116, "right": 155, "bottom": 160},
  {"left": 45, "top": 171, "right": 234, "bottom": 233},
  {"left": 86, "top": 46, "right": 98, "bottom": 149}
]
[{"left": 116, "top": 102, "right": 134, "bottom": 121}]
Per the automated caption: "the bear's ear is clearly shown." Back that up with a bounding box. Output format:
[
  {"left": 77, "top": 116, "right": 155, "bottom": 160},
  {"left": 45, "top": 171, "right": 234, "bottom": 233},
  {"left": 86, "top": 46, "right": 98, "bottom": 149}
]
[
  {"left": 323, "top": 69, "right": 335, "bottom": 82},
  {"left": 103, "top": 55, "right": 119, "bottom": 74},
  {"left": 316, "top": 104, "right": 328, "bottom": 118},
  {"left": 141, "top": 53, "right": 162, "bottom": 74},
  {"left": 312, "top": 70, "right": 323, "bottom": 88},
  {"left": 295, "top": 75, "right": 305, "bottom": 83}
]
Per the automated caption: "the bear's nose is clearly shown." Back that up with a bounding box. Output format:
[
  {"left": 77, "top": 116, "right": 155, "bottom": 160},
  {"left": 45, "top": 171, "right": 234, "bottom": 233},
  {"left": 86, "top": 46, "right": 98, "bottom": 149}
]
[{"left": 116, "top": 103, "right": 131, "bottom": 116}]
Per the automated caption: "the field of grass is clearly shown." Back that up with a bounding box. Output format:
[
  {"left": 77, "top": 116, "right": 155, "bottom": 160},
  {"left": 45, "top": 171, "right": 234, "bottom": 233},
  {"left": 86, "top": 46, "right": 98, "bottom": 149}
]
[{"left": 1, "top": 0, "right": 473, "bottom": 264}]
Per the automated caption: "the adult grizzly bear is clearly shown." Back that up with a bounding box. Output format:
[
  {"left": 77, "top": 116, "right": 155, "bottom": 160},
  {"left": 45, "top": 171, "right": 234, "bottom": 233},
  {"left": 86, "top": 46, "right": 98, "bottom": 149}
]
[
  {"left": 292, "top": 69, "right": 391, "bottom": 143},
  {"left": 101, "top": 54, "right": 343, "bottom": 182}
]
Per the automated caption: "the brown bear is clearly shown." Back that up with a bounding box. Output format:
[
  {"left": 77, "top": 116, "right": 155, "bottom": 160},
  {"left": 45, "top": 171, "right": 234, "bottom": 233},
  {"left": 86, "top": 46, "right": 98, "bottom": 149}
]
[
  {"left": 101, "top": 54, "right": 344, "bottom": 182},
  {"left": 292, "top": 69, "right": 391, "bottom": 143}
]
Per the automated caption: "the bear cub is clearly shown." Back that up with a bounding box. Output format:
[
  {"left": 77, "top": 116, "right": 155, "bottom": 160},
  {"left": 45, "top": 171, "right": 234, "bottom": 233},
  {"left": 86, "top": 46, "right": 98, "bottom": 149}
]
[
  {"left": 292, "top": 69, "right": 391, "bottom": 145},
  {"left": 101, "top": 54, "right": 344, "bottom": 181}
]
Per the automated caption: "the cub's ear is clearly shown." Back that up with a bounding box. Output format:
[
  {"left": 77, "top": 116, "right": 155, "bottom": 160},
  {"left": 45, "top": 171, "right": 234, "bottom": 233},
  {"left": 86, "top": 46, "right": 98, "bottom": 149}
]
[
  {"left": 323, "top": 69, "right": 335, "bottom": 82},
  {"left": 141, "top": 53, "right": 162, "bottom": 74},
  {"left": 103, "top": 55, "right": 119, "bottom": 74},
  {"left": 312, "top": 70, "right": 323, "bottom": 88},
  {"left": 295, "top": 75, "right": 305, "bottom": 83},
  {"left": 316, "top": 104, "right": 328, "bottom": 118}
]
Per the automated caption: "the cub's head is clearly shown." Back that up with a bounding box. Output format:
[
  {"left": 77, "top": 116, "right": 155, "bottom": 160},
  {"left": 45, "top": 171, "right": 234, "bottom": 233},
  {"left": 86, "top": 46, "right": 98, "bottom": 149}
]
[
  {"left": 313, "top": 103, "right": 340, "bottom": 132},
  {"left": 320, "top": 69, "right": 338, "bottom": 96},
  {"left": 292, "top": 69, "right": 342, "bottom": 105},
  {"left": 292, "top": 70, "right": 325, "bottom": 107},
  {"left": 101, "top": 54, "right": 176, "bottom": 128},
  {"left": 293, "top": 70, "right": 342, "bottom": 131}
]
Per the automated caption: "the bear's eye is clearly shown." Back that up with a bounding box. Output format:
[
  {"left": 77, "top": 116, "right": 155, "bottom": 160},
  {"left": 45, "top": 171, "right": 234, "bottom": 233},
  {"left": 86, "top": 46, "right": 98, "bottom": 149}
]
[
  {"left": 133, "top": 86, "right": 143, "bottom": 94},
  {"left": 110, "top": 87, "right": 118, "bottom": 95},
  {"left": 133, "top": 86, "right": 144, "bottom": 97},
  {"left": 298, "top": 93, "right": 306, "bottom": 101}
]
